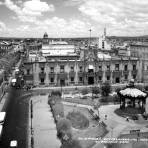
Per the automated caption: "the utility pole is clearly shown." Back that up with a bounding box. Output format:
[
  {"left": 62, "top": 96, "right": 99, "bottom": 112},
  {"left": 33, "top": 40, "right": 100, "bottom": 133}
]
[{"left": 89, "top": 29, "right": 92, "bottom": 47}]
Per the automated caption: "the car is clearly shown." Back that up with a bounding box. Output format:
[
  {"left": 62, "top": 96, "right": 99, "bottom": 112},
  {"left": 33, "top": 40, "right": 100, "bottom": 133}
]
[{"left": 10, "top": 140, "right": 18, "bottom": 147}]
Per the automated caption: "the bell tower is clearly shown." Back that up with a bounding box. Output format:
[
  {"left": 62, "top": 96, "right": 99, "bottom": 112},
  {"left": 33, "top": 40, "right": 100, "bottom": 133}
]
[{"left": 43, "top": 32, "right": 49, "bottom": 45}]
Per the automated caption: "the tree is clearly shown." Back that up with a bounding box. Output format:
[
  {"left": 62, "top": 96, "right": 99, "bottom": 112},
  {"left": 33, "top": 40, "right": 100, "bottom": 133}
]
[
  {"left": 101, "top": 82, "right": 111, "bottom": 97},
  {"left": 81, "top": 88, "right": 88, "bottom": 95},
  {"left": 61, "top": 139, "right": 82, "bottom": 148},
  {"left": 92, "top": 86, "right": 100, "bottom": 96},
  {"left": 57, "top": 118, "right": 72, "bottom": 140}
]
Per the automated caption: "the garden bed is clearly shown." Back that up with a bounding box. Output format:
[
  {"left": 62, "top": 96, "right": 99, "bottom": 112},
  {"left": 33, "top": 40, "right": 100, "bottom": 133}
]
[
  {"left": 66, "top": 111, "right": 89, "bottom": 130},
  {"left": 114, "top": 107, "right": 144, "bottom": 120}
]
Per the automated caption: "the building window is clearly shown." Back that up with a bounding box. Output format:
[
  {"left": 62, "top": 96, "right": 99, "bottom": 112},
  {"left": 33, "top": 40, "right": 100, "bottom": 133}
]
[
  {"left": 71, "top": 66, "right": 74, "bottom": 72},
  {"left": 27, "top": 69, "right": 30, "bottom": 75},
  {"left": 99, "top": 76, "right": 102, "bottom": 81},
  {"left": 107, "top": 76, "right": 110, "bottom": 80},
  {"left": 60, "top": 65, "right": 64, "bottom": 73},
  {"left": 79, "top": 66, "right": 83, "bottom": 72},
  {"left": 50, "top": 78, "right": 54, "bottom": 83},
  {"left": 133, "top": 74, "right": 136, "bottom": 79},
  {"left": 71, "top": 77, "right": 74, "bottom": 82},
  {"left": 99, "top": 65, "right": 102, "bottom": 70},
  {"left": 107, "top": 65, "right": 110, "bottom": 71},
  {"left": 102, "top": 41, "right": 104, "bottom": 49},
  {"left": 50, "top": 67, "right": 54, "bottom": 73},
  {"left": 125, "top": 75, "right": 128, "bottom": 80},
  {"left": 133, "top": 64, "right": 136, "bottom": 70},
  {"left": 40, "top": 78, "right": 44, "bottom": 84},
  {"left": 115, "top": 64, "right": 119, "bottom": 71},
  {"left": 124, "top": 65, "right": 128, "bottom": 71},
  {"left": 41, "top": 67, "right": 44, "bottom": 72},
  {"left": 79, "top": 77, "right": 83, "bottom": 82}
]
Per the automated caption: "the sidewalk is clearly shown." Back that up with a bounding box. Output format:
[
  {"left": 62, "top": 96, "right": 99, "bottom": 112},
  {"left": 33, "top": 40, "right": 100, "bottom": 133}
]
[{"left": 28, "top": 95, "right": 61, "bottom": 148}]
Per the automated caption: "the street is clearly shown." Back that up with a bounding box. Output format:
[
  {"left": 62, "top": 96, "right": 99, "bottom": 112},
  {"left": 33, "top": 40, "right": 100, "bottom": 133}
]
[{"left": 0, "top": 87, "right": 30, "bottom": 148}]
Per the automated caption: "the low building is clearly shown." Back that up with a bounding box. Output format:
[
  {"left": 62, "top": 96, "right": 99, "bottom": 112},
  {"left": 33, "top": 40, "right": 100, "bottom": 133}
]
[{"left": 0, "top": 41, "right": 13, "bottom": 56}]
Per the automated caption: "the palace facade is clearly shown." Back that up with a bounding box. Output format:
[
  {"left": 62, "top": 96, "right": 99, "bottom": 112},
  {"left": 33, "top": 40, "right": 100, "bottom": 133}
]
[{"left": 23, "top": 33, "right": 141, "bottom": 87}]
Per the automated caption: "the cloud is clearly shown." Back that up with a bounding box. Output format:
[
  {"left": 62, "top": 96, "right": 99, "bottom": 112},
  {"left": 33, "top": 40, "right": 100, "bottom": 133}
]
[
  {"left": 0, "top": 21, "right": 6, "bottom": 31},
  {"left": 4, "top": 0, "right": 55, "bottom": 22},
  {"left": 77, "top": 0, "right": 148, "bottom": 36},
  {"left": 35, "top": 17, "right": 94, "bottom": 37}
]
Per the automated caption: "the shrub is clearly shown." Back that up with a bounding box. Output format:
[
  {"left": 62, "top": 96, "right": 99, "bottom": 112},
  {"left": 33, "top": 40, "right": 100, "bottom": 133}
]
[
  {"left": 61, "top": 139, "right": 82, "bottom": 148},
  {"left": 51, "top": 90, "right": 61, "bottom": 96},
  {"left": 57, "top": 118, "right": 72, "bottom": 133},
  {"left": 57, "top": 118, "right": 72, "bottom": 140},
  {"left": 81, "top": 88, "right": 88, "bottom": 95},
  {"left": 92, "top": 86, "right": 100, "bottom": 95},
  {"left": 52, "top": 102, "right": 64, "bottom": 120},
  {"left": 101, "top": 82, "right": 111, "bottom": 97},
  {"left": 81, "top": 96, "right": 87, "bottom": 99}
]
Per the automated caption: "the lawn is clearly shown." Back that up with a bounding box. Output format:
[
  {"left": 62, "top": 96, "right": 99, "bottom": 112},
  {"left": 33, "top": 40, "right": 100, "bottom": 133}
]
[
  {"left": 63, "top": 104, "right": 108, "bottom": 148},
  {"left": 66, "top": 111, "right": 89, "bottom": 129}
]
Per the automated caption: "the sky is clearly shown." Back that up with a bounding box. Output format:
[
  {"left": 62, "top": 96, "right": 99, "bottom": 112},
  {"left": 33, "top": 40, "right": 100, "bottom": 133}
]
[{"left": 0, "top": 0, "right": 148, "bottom": 38}]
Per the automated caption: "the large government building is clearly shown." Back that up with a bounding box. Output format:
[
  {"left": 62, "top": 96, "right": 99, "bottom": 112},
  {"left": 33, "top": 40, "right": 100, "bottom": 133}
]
[{"left": 23, "top": 33, "right": 141, "bottom": 87}]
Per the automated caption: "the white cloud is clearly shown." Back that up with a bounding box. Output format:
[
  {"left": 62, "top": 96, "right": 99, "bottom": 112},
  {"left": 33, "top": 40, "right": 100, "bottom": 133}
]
[
  {"left": 0, "top": 21, "right": 6, "bottom": 31},
  {"left": 4, "top": 0, "right": 55, "bottom": 22},
  {"left": 34, "top": 17, "right": 93, "bottom": 37},
  {"left": 77, "top": 0, "right": 148, "bottom": 36}
]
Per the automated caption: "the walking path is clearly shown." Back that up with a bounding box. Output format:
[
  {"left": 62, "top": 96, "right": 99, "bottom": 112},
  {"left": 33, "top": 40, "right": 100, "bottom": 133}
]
[
  {"left": 62, "top": 101, "right": 148, "bottom": 148},
  {"left": 28, "top": 95, "right": 61, "bottom": 148},
  {"left": 32, "top": 83, "right": 144, "bottom": 91}
]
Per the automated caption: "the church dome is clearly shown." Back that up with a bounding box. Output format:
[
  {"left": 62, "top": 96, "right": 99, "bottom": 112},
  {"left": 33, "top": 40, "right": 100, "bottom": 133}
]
[{"left": 43, "top": 32, "right": 48, "bottom": 38}]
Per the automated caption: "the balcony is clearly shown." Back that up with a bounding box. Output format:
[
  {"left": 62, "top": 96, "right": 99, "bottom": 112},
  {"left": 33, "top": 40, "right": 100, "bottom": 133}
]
[
  {"left": 132, "top": 69, "right": 137, "bottom": 75},
  {"left": 96, "top": 71, "right": 103, "bottom": 76},
  {"left": 39, "top": 72, "right": 46, "bottom": 78},
  {"left": 87, "top": 72, "right": 95, "bottom": 77},
  {"left": 78, "top": 71, "right": 84, "bottom": 77},
  {"left": 113, "top": 70, "right": 122, "bottom": 77},
  {"left": 105, "top": 70, "right": 111, "bottom": 76},
  {"left": 49, "top": 72, "right": 55, "bottom": 78},
  {"left": 123, "top": 70, "right": 129, "bottom": 75},
  {"left": 57, "top": 73, "right": 68, "bottom": 79},
  {"left": 24, "top": 74, "right": 33, "bottom": 80},
  {"left": 39, "top": 63, "right": 45, "bottom": 68},
  {"left": 69, "top": 71, "right": 76, "bottom": 77}
]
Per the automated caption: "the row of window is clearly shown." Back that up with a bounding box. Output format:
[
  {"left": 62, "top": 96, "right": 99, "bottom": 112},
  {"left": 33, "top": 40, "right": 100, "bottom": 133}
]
[
  {"left": 41, "top": 64, "right": 136, "bottom": 72},
  {"left": 42, "top": 74, "right": 136, "bottom": 84},
  {"left": 26, "top": 64, "right": 137, "bottom": 75}
]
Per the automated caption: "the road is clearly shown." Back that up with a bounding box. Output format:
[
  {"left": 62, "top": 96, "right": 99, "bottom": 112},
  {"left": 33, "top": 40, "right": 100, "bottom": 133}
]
[{"left": 0, "top": 87, "right": 30, "bottom": 148}]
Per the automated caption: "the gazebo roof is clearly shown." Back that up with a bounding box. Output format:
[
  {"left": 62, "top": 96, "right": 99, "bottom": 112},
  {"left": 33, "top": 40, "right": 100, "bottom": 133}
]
[{"left": 119, "top": 88, "right": 147, "bottom": 98}]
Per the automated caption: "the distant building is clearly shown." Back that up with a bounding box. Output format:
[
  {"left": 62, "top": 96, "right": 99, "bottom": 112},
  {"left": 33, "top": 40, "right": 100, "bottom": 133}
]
[
  {"left": 129, "top": 43, "right": 148, "bottom": 83},
  {"left": 0, "top": 41, "right": 13, "bottom": 56},
  {"left": 98, "top": 28, "right": 111, "bottom": 50},
  {"left": 23, "top": 33, "right": 141, "bottom": 86}
]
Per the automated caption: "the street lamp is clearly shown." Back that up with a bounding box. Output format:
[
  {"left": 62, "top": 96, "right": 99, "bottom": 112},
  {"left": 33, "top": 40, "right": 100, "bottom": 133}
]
[{"left": 30, "top": 100, "right": 33, "bottom": 135}]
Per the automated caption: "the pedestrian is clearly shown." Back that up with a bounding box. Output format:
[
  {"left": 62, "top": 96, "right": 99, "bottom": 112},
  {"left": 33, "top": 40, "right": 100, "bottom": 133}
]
[
  {"left": 126, "top": 117, "right": 129, "bottom": 121},
  {"left": 105, "top": 114, "right": 107, "bottom": 120}
]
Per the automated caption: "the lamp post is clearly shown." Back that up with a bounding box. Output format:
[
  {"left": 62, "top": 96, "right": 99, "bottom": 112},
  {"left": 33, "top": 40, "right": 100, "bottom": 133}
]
[
  {"left": 30, "top": 100, "right": 34, "bottom": 148},
  {"left": 30, "top": 100, "right": 33, "bottom": 135}
]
